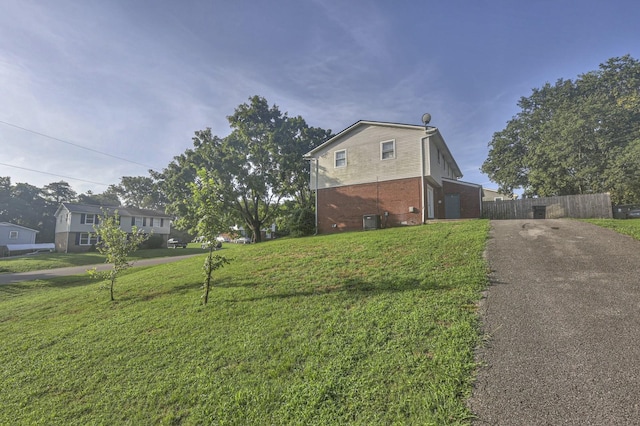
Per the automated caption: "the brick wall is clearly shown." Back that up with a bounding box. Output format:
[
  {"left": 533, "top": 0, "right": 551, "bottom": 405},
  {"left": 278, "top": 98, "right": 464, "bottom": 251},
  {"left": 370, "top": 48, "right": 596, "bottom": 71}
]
[
  {"left": 317, "top": 177, "right": 425, "bottom": 233},
  {"left": 315, "top": 178, "right": 482, "bottom": 234},
  {"left": 442, "top": 180, "right": 482, "bottom": 219}
]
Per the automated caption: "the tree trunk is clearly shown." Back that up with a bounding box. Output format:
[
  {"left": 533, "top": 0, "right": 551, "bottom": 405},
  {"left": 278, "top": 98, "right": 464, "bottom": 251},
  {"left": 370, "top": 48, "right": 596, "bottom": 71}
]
[
  {"left": 250, "top": 223, "right": 262, "bottom": 243},
  {"left": 203, "top": 248, "right": 213, "bottom": 305}
]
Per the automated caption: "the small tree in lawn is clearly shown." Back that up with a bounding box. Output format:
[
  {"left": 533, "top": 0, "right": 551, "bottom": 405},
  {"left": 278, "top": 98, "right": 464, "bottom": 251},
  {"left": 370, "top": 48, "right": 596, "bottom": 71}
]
[
  {"left": 89, "top": 209, "right": 149, "bottom": 301},
  {"left": 177, "top": 169, "right": 232, "bottom": 305}
]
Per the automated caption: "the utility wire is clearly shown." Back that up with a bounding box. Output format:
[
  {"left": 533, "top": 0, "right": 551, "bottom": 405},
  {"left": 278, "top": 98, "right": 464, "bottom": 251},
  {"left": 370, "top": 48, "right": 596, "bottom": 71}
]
[
  {"left": 0, "top": 162, "right": 110, "bottom": 186},
  {"left": 0, "top": 119, "right": 159, "bottom": 170}
]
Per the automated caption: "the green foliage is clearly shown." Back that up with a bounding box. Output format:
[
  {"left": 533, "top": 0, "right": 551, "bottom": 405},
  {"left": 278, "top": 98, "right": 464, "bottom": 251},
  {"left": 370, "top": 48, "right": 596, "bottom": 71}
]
[
  {"left": 584, "top": 218, "right": 640, "bottom": 241},
  {"left": 108, "top": 176, "right": 166, "bottom": 210},
  {"left": 182, "top": 169, "right": 233, "bottom": 304},
  {"left": 88, "top": 209, "right": 150, "bottom": 301},
  {"left": 482, "top": 55, "right": 640, "bottom": 203},
  {"left": 0, "top": 247, "right": 202, "bottom": 273},
  {"left": 140, "top": 234, "right": 165, "bottom": 249},
  {"left": 154, "top": 96, "right": 330, "bottom": 243},
  {"left": 0, "top": 221, "right": 490, "bottom": 424},
  {"left": 78, "top": 189, "right": 121, "bottom": 206},
  {"left": 288, "top": 205, "right": 316, "bottom": 237},
  {"left": 42, "top": 181, "right": 77, "bottom": 204}
]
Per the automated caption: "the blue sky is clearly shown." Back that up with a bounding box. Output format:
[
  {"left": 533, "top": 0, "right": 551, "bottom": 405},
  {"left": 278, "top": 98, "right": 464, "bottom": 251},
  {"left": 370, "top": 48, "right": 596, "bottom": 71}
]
[{"left": 1, "top": 0, "right": 639, "bottom": 195}]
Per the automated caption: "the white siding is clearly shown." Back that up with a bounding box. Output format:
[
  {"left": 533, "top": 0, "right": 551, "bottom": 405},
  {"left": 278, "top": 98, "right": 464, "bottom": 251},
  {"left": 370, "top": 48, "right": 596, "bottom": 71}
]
[
  {"left": 55, "top": 209, "right": 71, "bottom": 233},
  {"left": 312, "top": 125, "right": 428, "bottom": 189}
]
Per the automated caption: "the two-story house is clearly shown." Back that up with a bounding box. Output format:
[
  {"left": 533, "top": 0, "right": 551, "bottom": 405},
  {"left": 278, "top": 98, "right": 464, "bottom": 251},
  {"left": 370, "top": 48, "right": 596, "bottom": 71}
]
[
  {"left": 54, "top": 203, "right": 173, "bottom": 253},
  {"left": 304, "top": 120, "right": 482, "bottom": 233}
]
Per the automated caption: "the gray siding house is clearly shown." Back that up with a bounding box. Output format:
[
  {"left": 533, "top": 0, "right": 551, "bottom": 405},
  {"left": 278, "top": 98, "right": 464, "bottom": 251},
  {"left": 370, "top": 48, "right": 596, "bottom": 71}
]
[
  {"left": 0, "top": 222, "right": 38, "bottom": 246},
  {"left": 54, "top": 203, "right": 173, "bottom": 253}
]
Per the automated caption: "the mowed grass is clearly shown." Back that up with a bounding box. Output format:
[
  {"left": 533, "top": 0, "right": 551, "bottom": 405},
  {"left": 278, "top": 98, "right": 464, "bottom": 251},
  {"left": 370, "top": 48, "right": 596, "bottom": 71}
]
[
  {"left": 0, "top": 221, "right": 489, "bottom": 425},
  {"left": 584, "top": 218, "right": 640, "bottom": 241},
  {"left": 0, "top": 244, "right": 205, "bottom": 273}
]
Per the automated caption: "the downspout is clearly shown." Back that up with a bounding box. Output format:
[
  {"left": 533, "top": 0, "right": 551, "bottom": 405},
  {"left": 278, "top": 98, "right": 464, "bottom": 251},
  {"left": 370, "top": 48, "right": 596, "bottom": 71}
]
[
  {"left": 314, "top": 158, "right": 319, "bottom": 235},
  {"left": 305, "top": 156, "right": 319, "bottom": 235},
  {"left": 420, "top": 136, "right": 426, "bottom": 224}
]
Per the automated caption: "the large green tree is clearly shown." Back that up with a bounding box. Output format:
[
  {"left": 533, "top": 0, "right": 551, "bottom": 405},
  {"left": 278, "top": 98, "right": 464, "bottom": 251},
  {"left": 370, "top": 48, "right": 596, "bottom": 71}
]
[
  {"left": 43, "top": 181, "right": 77, "bottom": 204},
  {"left": 78, "top": 189, "right": 121, "bottom": 206},
  {"left": 0, "top": 176, "right": 11, "bottom": 222},
  {"left": 155, "top": 96, "right": 330, "bottom": 242},
  {"left": 108, "top": 176, "right": 166, "bottom": 210},
  {"left": 482, "top": 55, "right": 640, "bottom": 203}
]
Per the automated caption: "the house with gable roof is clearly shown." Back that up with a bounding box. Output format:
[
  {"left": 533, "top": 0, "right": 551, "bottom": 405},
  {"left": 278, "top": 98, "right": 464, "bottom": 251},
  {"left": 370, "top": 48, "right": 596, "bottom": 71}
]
[
  {"left": 304, "top": 120, "right": 482, "bottom": 233},
  {"left": 54, "top": 203, "right": 173, "bottom": 253}
]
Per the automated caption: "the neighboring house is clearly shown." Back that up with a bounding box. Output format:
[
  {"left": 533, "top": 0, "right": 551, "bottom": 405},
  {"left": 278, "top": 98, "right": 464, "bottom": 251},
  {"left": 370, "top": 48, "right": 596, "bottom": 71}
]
[
  {"left": 54, "top": 203, "right": 173, "bottom": 253},
  {"left": 304, "top": 120, "right": 482, "bottom": 233},
  {"left": 483, "top": 188, "right": 516, "bottom": 201},
  {"left": 0, "top": 222, "right": 38, "bottom": 246},
  {"left": 0, "top": 222, "right": 55, "bottom": 257}
]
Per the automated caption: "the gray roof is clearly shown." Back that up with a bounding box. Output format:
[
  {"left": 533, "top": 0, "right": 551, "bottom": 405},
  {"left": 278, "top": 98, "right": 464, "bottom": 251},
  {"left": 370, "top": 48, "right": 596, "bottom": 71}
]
[
  {"left": 59, "top": 203, "right": 171, "bottom": 218},
  {"left": 0, "top": 222, "right": 39, "bottom": 233}
]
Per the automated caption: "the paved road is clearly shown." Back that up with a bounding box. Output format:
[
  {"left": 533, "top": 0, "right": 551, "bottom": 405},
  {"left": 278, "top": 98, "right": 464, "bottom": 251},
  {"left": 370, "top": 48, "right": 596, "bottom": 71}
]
[
  {"left": 469, "top": 219, "right": 640, "bottom": 425},
  {"left": 0, "top": 254, "right": 202, "bottom": 285}
]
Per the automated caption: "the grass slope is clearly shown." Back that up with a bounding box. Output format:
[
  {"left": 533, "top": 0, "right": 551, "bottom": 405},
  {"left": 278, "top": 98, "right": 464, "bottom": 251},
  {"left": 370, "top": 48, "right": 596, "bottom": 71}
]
[
  {"left": 0, "top": 221, "right": 489, "bottom": 425},
  {"left": 584, "top": 218, "right": 640, "bottom": 241},
  {"left": 0, "top": 245, "right": 205, "bottom": 274}
]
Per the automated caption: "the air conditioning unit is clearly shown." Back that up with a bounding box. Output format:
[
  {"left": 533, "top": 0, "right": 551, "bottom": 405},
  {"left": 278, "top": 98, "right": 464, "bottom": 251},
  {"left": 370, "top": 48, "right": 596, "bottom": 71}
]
[{"left": 363, "top": 214, "right": 381, "bottom": 230}]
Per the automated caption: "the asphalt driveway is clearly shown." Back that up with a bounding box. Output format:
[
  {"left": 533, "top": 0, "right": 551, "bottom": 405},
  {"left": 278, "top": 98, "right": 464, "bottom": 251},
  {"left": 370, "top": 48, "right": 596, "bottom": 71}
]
[
  {"left": 469, "top": 219, "right": 640, "bottom": 425},
  {"left": 0, "top": 254, "right": 201, "bottom": 285}
]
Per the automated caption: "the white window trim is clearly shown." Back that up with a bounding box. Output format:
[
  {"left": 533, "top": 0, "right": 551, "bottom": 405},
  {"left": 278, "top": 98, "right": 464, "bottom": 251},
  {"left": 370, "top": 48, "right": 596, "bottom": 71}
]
[
  {"left": 85, "top": 214, "right": 97, "bottom": 225},
  {"left": 334, "top": 149, "right": 347, "bottom": 168},
  {"left": 9, "top": 231, "right": 18, "bottom": 239},
  {"left": 79, "top": 232, "right": 99, "bottom": 246},
  {"left": 380, "top": 139, "right": 395, "bottom": 160}
]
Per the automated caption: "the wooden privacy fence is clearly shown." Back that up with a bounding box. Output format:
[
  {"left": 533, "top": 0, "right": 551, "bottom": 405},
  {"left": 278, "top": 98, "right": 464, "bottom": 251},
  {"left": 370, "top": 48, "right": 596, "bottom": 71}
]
[{"left": 482, "top": 193, "right": 612, "bottom": 220}]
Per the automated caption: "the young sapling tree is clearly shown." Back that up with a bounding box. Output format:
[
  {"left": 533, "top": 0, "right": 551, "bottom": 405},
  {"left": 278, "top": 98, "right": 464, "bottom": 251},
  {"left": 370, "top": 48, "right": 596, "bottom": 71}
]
[
  {"left": 177, "top": 169, "right": 232, "bottom": 304},
  {"left": 88, "top": 209, "right": 149, "bottom": 301}
]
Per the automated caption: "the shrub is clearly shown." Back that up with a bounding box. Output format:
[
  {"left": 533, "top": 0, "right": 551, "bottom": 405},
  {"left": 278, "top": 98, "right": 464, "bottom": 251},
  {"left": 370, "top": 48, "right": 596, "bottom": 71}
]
[
  {"left": 288, "top": 207, "right": 315, "bottom": 237},
  {"left": 141, "top": 234, "right": 164, "bottom": 249}
]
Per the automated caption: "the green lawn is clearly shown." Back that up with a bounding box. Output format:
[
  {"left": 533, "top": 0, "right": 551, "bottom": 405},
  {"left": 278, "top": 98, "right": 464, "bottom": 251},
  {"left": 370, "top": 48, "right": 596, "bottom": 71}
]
[
  {"left": 0, "top": 221, "right": 489, "bottom": 425},
  {"left": 0, "top": 244, "right": 205, "bottom": 273},
  {"left": 584, "top": 218, "right": 640, "bottom": 241}
]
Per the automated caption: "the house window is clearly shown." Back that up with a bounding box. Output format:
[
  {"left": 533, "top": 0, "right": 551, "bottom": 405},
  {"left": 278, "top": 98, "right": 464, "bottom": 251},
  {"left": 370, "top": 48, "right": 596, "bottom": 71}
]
[
  {"left": 334, "top": 150, "right": 347, "bottom": 168},
  {"left": 160, "top": 218, "right": 164, "bottom": 228},
  {"left": 85, "top": 214, "right": 97, "bottom": 225},
  {"left": 143, "top": 217, "right": 147, "bottom": 227},
  {"left": 381, "top": 140, "right": 395, "bottom": 160},
  {"left": 495, "top": 197, "right": 503, "bottom": 201},
  {"left": 9, "top": 231, "right": 18, "bottom": 239},
  {"left": 149, "top": 218, "right": 154, "bottom": 227},
  {"left": 79, "top": 233, "right": 99, "bottom": 246},
  {"left": 131, "top": 217, "right": 136, "bottom": 226}
]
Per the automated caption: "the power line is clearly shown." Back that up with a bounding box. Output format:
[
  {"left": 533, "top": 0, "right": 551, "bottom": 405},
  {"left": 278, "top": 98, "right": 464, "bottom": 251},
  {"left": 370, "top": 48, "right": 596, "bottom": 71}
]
[
  {"left": 0, "top": 119, "right": 159, "bottom": 170},
  {"left": 0, "top": 162, "right": 110, "bottom": 186}
]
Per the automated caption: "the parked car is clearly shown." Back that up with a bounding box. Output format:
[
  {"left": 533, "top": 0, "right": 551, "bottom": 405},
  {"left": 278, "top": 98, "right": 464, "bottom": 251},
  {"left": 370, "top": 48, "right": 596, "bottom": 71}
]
[
  {"left": 234, "top": 236, "right": 251, "bottom": 244},
  {"left": 627, "top": 209, "right": 640, "bottom": 219},
  {"left": 167, "top": 238, "right": 188, "bottom": 248},
  {"left": 201, "top": 240, "right": 222, "bottom": 250},
  {"left": 216, "top": 235, "right": 231, "bottom": 243}
]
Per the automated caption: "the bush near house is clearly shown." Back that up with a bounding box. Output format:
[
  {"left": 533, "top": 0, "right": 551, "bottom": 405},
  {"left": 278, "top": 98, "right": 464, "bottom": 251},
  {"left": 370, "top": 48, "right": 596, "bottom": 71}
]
[{"left": 0, "top": 221, "right": 489, "bottom": 425}]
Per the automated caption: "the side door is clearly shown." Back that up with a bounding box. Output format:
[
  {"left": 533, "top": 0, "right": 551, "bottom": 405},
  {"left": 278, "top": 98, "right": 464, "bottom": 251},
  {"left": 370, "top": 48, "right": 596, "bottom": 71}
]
[{"left": 445, "top": 193, "right": 461, "bottom": 219}]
